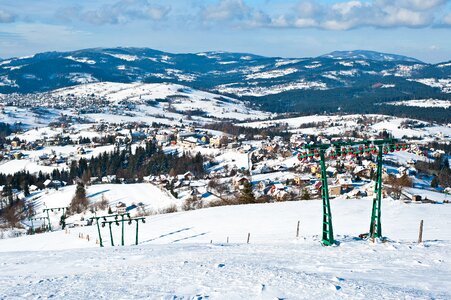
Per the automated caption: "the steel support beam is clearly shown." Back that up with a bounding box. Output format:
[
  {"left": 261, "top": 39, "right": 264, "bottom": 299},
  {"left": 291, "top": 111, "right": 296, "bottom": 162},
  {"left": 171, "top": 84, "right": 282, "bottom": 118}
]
[
  {"left": 370, "top": 145, "right": 383, "bottom": 238},
  {"left": 320, "top": 150, "right": 334, "bottom": 246}
]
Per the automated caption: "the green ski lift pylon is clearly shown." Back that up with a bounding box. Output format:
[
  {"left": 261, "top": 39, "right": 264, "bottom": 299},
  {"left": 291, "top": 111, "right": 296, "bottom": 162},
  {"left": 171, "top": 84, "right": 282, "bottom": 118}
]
[
  {"left": 28, "top": 217, "right": 35, "bottom": 235},
  {"left": 370, "top": 145, "right": 384, "bottom": 239},
  {"left": 129, "top": 217, "right": 146, "bottom": 245},
  {"left": 319, "top": 149, "right": 334, "bottom": 246},
  {"left": 96, "top": 212, "right": 145, "bottom": 247},
  {"left": 296, "top": 139, "right": 408, "bottom": 245},
  {"left": 42, "top": 207, "right": 68, "bottom": 232},
  {"left": 28, "top": 216, "right": 48, "bottom": 234}
]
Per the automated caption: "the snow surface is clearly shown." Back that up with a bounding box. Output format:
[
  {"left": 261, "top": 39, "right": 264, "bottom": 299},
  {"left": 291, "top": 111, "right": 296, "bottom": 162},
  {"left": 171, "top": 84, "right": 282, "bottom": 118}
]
[
  {"left": 105, "top": 53, "right": 140, "bottom": 61},
  {"left": 26, "top": 183, "right": 177, "bottom": 222},
  {"left": 1, "top": 199, "right": 451, "bottom": 298},
  {"left": 51, "top": 82, "right": 270, "bottom": 122},
  {"left": 411, "top": 78, "right": 451, "bottom": 93},
  {"left": 241, "top": 114, "right": 451, "bottom": 140},
  {"left": 216, "top": 80, "right": 327, "bottom": 97},
  {"left": 245, "top": 68, "right": 298, "bottom": 80},
  {"left": 385, "top": 99, "right": 451, "bottom": 108},
  {"left": 65, "top": 56, "right": 96, "bottom": 65}
]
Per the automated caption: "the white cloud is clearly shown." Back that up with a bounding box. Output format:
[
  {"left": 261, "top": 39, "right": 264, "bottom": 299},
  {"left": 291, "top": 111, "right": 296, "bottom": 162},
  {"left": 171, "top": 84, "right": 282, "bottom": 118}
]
[
  {"left": 59, "top": 0, "right": 171, "bottom": 25},
  {"left": 0, "top": 9, "right": 16, "bottom": 23},
  {"left": 443, "top": 12, "right": 451, "bottom": 24},
  {"left": 201, "top": 0, "right": 251, "bottom": 22},
  {"left": 198, "top": 0, "right": 450, "bottom": 30},
  {"left": 382, "top": 0, "right": 448, "bottom": 11}
]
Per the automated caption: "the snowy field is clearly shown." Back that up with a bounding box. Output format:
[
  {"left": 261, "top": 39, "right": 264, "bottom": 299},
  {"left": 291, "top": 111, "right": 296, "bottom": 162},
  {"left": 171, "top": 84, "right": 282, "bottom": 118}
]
[
  {"left": 385, "top": 99, "right": 451, "bottom": 108},
  {"left": 52, "top": 82, "right": 271, "bottom": 121},
  {"left": 22, "top": 183, "right": 177, "bottom": 228},
  {"left": 1, "top": 199, "right": 450, "bottom": 299},
  {"left": 240, "top": 114, "right": 451, "bottom": 140}
]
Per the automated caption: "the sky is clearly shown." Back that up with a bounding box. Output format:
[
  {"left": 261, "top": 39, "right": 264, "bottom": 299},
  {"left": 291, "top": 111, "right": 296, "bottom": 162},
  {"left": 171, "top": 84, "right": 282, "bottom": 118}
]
[{"left": 0, "top": 0, "right": 450, "bottom": 62}]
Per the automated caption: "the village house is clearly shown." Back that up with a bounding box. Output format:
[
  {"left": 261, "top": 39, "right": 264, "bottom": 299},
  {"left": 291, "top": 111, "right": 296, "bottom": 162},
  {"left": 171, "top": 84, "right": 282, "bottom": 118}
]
[
  {"left": 101, "top": 175, "right": 117, "bottom": 183},
  {"left": 116, "top": 202, "right": 127, "bottom": 214},
  {"left": 335, "top": 174, "right": 354, "bottom": 192},
  {"left": 353, "top": 165, "right": 371, "bottom": 178},
  {"left": 293, "top": 175, "right": 313, "bottom": 186},
  {"left": 210, "top": 136, "right": 228, "bottom": 148},
  {"left": 181, "top": 136, "right": 198, "bottom": 148},
  {"left": 328, "top": 185, "right": 342, "bottom": 198},
  {"left": 233, "top": 176, "right": 250, "bottom": 189},
  {"left": 43, "top": 179, "right": 65, "bottom": 189},
  {"left": 268, "top": 183, "right": 289, "bottom": 201}
]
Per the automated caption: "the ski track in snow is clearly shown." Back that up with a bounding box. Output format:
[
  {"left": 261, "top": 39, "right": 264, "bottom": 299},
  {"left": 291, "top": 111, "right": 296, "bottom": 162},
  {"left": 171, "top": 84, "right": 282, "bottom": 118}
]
[{"left": 1, "top": 241, "right": 450, "bottom": 299}]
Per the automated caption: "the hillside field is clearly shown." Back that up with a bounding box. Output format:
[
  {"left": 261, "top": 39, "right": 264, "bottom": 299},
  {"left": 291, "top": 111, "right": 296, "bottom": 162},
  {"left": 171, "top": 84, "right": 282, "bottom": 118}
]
[{"left": 0, "top": 198, "right": 450, "bottom": 299}]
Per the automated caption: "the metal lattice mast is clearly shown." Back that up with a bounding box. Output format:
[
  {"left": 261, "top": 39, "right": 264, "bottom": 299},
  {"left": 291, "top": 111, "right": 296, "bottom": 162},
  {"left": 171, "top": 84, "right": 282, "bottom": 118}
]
[
  {"left": 98, "top": 214, "right": 145, "bottom": 247},
  {"left": 370, "top": 145, "right": 384, "bottom": 238},
  {"left": 296, "top": 139, "right": 408, "bottom": 245},
  {"left": 42, "top": 207, "right": 67, "bottom": 232},
  {"left": 319, "top": 150, "right": 334, "bottom": 246}
]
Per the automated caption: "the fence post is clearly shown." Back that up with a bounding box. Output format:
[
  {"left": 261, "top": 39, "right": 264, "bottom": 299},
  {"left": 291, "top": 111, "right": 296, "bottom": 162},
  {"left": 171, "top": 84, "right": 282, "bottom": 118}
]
[
  {"left": 247, "top": 233, "right": 250, "bottom": 244},
  {"left": 418, "top": 220, "right": 424, "bottom": 244},
  {"left": 296, "top": 220, "right": 300, "bottom": 238}
]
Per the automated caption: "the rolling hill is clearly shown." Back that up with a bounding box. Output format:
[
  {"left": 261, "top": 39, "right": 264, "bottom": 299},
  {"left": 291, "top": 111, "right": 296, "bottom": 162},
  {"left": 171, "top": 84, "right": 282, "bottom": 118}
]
[{"left": 0, "top": 47, "right": 450, "bottom": 121}]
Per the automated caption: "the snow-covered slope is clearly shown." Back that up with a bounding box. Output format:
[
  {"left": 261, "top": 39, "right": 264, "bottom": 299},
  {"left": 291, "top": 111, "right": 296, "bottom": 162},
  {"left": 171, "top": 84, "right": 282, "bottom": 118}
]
[
  {"left": 0, "top": 199, "right": 450, "bottom": 298},
  {"left": 2, "top": 82, "right": 271, "bottom": 126},
  {"left": 27, "top": 183, "right": 177, "bottom": 220},
  {"left": 240, "top": 114, "right": 451, "bottom": 140},
  {"left": 54, "top": 82, "right": 270, "bottom": 122},
  {"left": 321, "top": 50, "right": 422, "bottom": 63},
  {"left": 1, "top": 47, "right": 450, "bottom": 122},
  {"left": 384, "top": 99, "right": 451, "bottom": 108}
]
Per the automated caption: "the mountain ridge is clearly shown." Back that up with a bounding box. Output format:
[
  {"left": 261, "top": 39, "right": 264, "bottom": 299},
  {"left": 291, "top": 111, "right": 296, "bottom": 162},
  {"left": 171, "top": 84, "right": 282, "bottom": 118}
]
[
  {"left": 0, "top": 47, "right": 450, "bottom": 122},
  {"left": 0, "top": 48, "right": 430, "bottom": 63},
  {"left": 320, "top": 50, "right": 423, "bottom": 63}
]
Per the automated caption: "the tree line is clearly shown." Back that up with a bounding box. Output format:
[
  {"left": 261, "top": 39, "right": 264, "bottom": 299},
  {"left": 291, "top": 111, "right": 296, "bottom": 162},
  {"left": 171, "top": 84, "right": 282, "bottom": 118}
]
[{"left": 0, "top": 141, "right": 205, "bottom": 214}]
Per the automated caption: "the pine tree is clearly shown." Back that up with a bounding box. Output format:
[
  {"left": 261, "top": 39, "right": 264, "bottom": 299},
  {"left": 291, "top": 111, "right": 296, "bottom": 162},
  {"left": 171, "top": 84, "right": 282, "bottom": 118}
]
[
  {"left": 301, "top": 189, "right": 311, "bottom": 200},
  {"left": 431, "top": 176, "right": 439, "bottom": 188},
  {"left": 23, "top": 183, "right": 30, "bottom": 197},
  {"left": 239, "top": 181, "right": 255, "bottom": 204},
  {"left": 69, "top": 182, "right": 88, "bottom": 214}
]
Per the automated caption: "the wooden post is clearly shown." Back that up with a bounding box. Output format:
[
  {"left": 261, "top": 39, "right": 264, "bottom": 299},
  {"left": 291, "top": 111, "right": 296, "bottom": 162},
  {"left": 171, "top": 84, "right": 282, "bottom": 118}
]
[
  {"left": 296, "top": 220, "right": 300, "bottom": 238},
  {"left": 418, "top": 220, "right": 424, "bottom": 244},
  {"left": 247, "top": 233, "right": 250, "bottom": 244}
]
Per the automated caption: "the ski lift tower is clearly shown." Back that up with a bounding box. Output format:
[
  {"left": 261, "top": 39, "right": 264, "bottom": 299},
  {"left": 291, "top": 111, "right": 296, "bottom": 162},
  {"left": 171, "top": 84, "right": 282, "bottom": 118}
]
[{"left": 297, "top": 139, "right": 408, "bottom": 245}]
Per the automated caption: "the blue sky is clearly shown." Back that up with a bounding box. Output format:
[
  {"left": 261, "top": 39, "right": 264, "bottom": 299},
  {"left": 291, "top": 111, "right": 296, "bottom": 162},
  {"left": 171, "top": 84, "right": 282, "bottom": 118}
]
[{"left": 0, "top": 0, "right": 450, "bottom": 62}]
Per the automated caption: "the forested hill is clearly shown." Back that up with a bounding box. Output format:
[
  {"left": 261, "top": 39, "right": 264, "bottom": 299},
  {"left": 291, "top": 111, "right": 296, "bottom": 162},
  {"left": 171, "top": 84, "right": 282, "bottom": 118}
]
[{"left": 0, "top": 47, "right": 450, "bottom": 121}]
